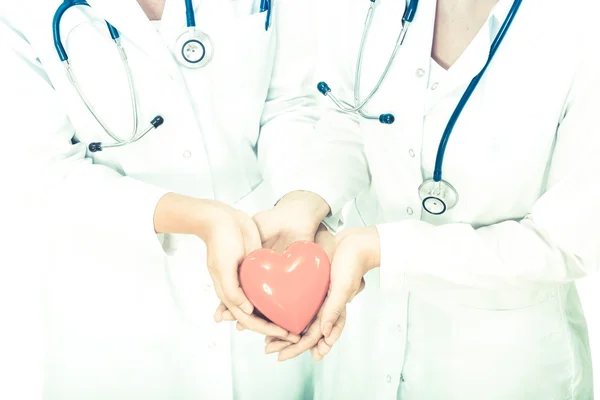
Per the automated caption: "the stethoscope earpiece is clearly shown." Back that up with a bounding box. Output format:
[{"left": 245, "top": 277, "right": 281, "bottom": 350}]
[
  {"left": 317, "top": 82, "right": 331, "bottom": 96},
  {"left": 379, "top": 113, "right": 395, "bottom": 124}
]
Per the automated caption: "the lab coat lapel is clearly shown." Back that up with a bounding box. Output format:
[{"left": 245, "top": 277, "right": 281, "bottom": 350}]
[{"left": 85, "top": 0, "right": 178, "bottom": 75}]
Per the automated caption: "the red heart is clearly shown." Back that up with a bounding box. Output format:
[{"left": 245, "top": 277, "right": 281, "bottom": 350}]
[{"left": 239, "top": 241, "right": 331, "bottom": 335}]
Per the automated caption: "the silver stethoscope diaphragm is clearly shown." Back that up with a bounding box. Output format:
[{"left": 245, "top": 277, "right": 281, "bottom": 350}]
[
  {"left": 175, "top": 29, "right": 214, "bottom": 69},
  {"left": 418, "top": 179, "right": 458, "bottom": 216}
]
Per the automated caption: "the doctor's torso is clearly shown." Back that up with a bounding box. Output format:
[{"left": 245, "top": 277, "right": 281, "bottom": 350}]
[
  {"left": 328, "top": 0, "right": 576, "bottom": 228},
  {"left": 317, "top": 1, "right": 597, "bottom": 399},
  {"left": 9, "top": 0, "right": 274, "bottom": 206},
  {"left": 2, "top": 2, "right": 324, "bottom": 399}
]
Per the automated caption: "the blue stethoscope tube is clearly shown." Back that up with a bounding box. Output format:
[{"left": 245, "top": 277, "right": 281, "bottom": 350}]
[
  {"left": 54, "top": 0, "right": 271, "bottom": 61},
  {"left": 52, "top": 0, "right": 275, "bottom": 153},
  {"left": 317, "top": 0, "right": 419, "bottom": 124},
  {"left": 260, "top": 0, "right": 273, "bottom": 30},
  {"left": 185, "top": 0, "right": 196, "bottom": 27},
  {"left": 319, "top": 0, "right": 522, "bottom": 215},
  {"left": 433, "top": 0, "right": 522, "bottom": 183},
  {"left": 53, "top": 0, "right": 121, "bottom": 63}
]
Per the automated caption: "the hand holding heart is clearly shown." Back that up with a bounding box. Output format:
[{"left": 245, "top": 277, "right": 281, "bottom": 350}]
[
  {"left": 239, "top": 238, "right": 332, "bottom": 335},
  {"left": 213, "top": 191, "right": 380, "bottom": 361},
  {"left": 213, "top": 191, "right": 332, "bottom": 341},
  {"left": 264, "top": 228, "right": 371, "bottom": 362}
]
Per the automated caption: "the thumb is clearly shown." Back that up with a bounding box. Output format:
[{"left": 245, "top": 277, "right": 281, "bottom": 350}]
[
  {"left": 252, "top": 210, "right": 278, "bottom": 244},
  {"left": 220, "top": 269, "right": 255, "bottom": 315},
  {"left": 320, "top": 284, "right": 350, "bottom": 338},
  {"left": 237, "top": 212, "right": 262, "bottom": 255},
  {"left": 314, "top": 225, "right": 335, "bottom": 261}
]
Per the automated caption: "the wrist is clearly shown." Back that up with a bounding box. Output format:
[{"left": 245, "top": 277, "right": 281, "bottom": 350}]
[
  {"left": 353, "top": 227, "right": 381, "bottom": 274},
  {"left": 276, "top": 190, "right": 331, "bottom": 224},
  {"left": 154, "top": 193, "right": 221, "bottom": 239}
]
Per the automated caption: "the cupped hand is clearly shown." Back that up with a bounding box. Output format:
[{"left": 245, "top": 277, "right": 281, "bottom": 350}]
[{"left": 199, "top": 200, "right": 293, "bottom": 339}]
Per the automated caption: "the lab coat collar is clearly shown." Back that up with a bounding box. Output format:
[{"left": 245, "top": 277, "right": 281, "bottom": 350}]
[
  {"left": 489, "top": 0, "right": 518, "bottom": 41},
  {"left": 84, "top": 0, "right": 202, "bottom": 75},
  {"left": 440, "top": 0, "right": 518, "bottom": 83},
  {"left": 423, "top": 0, "right": 516, "bottom": 112}
]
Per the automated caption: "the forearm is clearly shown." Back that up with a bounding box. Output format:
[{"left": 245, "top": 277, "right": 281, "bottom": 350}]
[
  {"left": 275, "top": 190, "right": 331, "bottom": 224},
  {"left": 153, "top": 192, "right": 217, "bottom": 239}
]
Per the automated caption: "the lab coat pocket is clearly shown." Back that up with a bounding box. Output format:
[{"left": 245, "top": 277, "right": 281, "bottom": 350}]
[{"left": 448, "top": 295, "right": 575, "bottom": 399}]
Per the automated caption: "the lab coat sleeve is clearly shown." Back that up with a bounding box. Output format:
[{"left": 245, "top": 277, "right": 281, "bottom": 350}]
[
  {"left": 377, "top": 50, "right": 600, "bottom": 292},
  {"left": 257, "top": 0, "right": 370, "bottom": 229},
  {"left": 0, "top": 19, "right": 169, "bottom": 257}
]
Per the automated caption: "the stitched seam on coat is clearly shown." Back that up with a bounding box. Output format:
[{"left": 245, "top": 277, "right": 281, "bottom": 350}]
[{"left": 557, "top": 284, "right": 576, "bottom": 399}]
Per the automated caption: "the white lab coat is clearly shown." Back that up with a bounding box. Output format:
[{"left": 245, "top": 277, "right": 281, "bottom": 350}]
[
  {"left": 0, "top": 0, "right": 324, "bottom": 399},
  {"left": 311, "top": 0, "right": 600, "bottom": 399},
  {"left": 578, "top": 275, "right": 600, "bottom": 399}
]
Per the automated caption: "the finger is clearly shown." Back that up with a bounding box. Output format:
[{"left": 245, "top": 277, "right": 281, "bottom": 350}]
[
  {"left": 252, "top": 210, "right": 278, "bottom": 245},
  {"left": 272, "top": 232, "right": 315, "bottom": 254},
  {"left": 214, "top": 302, "right": 228, "bottom": 323},
  {"left": 236, "top": 321, "right": 245, "bottom": 331},
  {"left": 321, "top": 246, "right": 361, "bottom": 337},
  {"left": 265, "top": 340, "right": 293, "bottom": 354},
  {"left": 314, "top": 226, "right": 336, "bottom": 260},
  {"left": 222, "top": 309, "right": 235, "bottom": 321},
  {"left": 230, "top": 308, "right": 292, "bottom": 340},
  {"left": 238, "top": 211, "right": 262, "bottom": 254},
  {"left": 210, "top": 258, "right": 254, "bottom": 316},
  {"left": 349, "top": 278, "right": 366, "bottom": 303},
  {"left": 317, "top": 338, "right": 332, "bottom": 357},
  {"left": 316, "top": 223, "right": 329, "bottom": 235},
  {"left": 320, "top": 287, "right": 350, "bottom": 338},
  {"left": 278, "top": 323, "right": 321, "bottom": 362},
  {"left": 264, "top": 335, "right": 298, "bottom": 346},
  {"left": 323, "top": 311, "right": 346, "bottom": 347},
  {"left": 219, "top": 267, "right": 254, "bottom": 315},
  {"left": 265, "top": 336, "right": 278, "bottom": 344},
  {"left": 262, "top": 236, "right": 279, "bottom": 250},
  {"left": 311, "top": 346, "right": 324, "bottom": 361}
]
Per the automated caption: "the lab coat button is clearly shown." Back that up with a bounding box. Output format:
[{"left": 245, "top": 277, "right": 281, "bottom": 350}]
[
  {"left": 203, "top": 283, "right": 212, "bottom": 292},
  {"left": 408, "top": 149, "right": 415, "bottom": 158},
  {"left": 415, "top": 68, "right": 425, "bottom": 77},
  {"left": 208, "top": 341, "right": 217, "bottom": 349},
  {"left": 396, "top": 324, "right": 403, "bottom": 332},
  {"left": 183, "top": 150, "right": 192, "bottom": 158},
  {"left": 386, "top": 375, "right": 392, "bottom": 383},
  {"left": 406, "top": 207, "right": 413, "bottom": 216},
  {"left": 431, "top": 82, "right": 439, "bottom": 90}
]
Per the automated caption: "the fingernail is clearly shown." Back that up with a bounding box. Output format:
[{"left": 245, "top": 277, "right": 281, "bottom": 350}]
[
  {"left": 241, "top": 303, "right": 253, "bottom": 314},
  {"left": 322, "top": 321, "right": 333, "bottom": 337}
]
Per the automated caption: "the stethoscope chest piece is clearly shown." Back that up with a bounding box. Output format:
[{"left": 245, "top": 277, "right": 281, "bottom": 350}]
[
  {"left": 419, "top": 179, "right": 458, "bottom": 215},
  {"left": 175, "top": 29, "right": 214, "bottom": 68}
]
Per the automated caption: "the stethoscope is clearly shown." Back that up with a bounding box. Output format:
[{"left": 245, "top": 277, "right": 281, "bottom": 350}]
[
  {"left": 318, "top": 0, "right": 522, "bottom": 215},
  {"left": 52, "top": 0, "right": 273, "bottom": 153}
]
